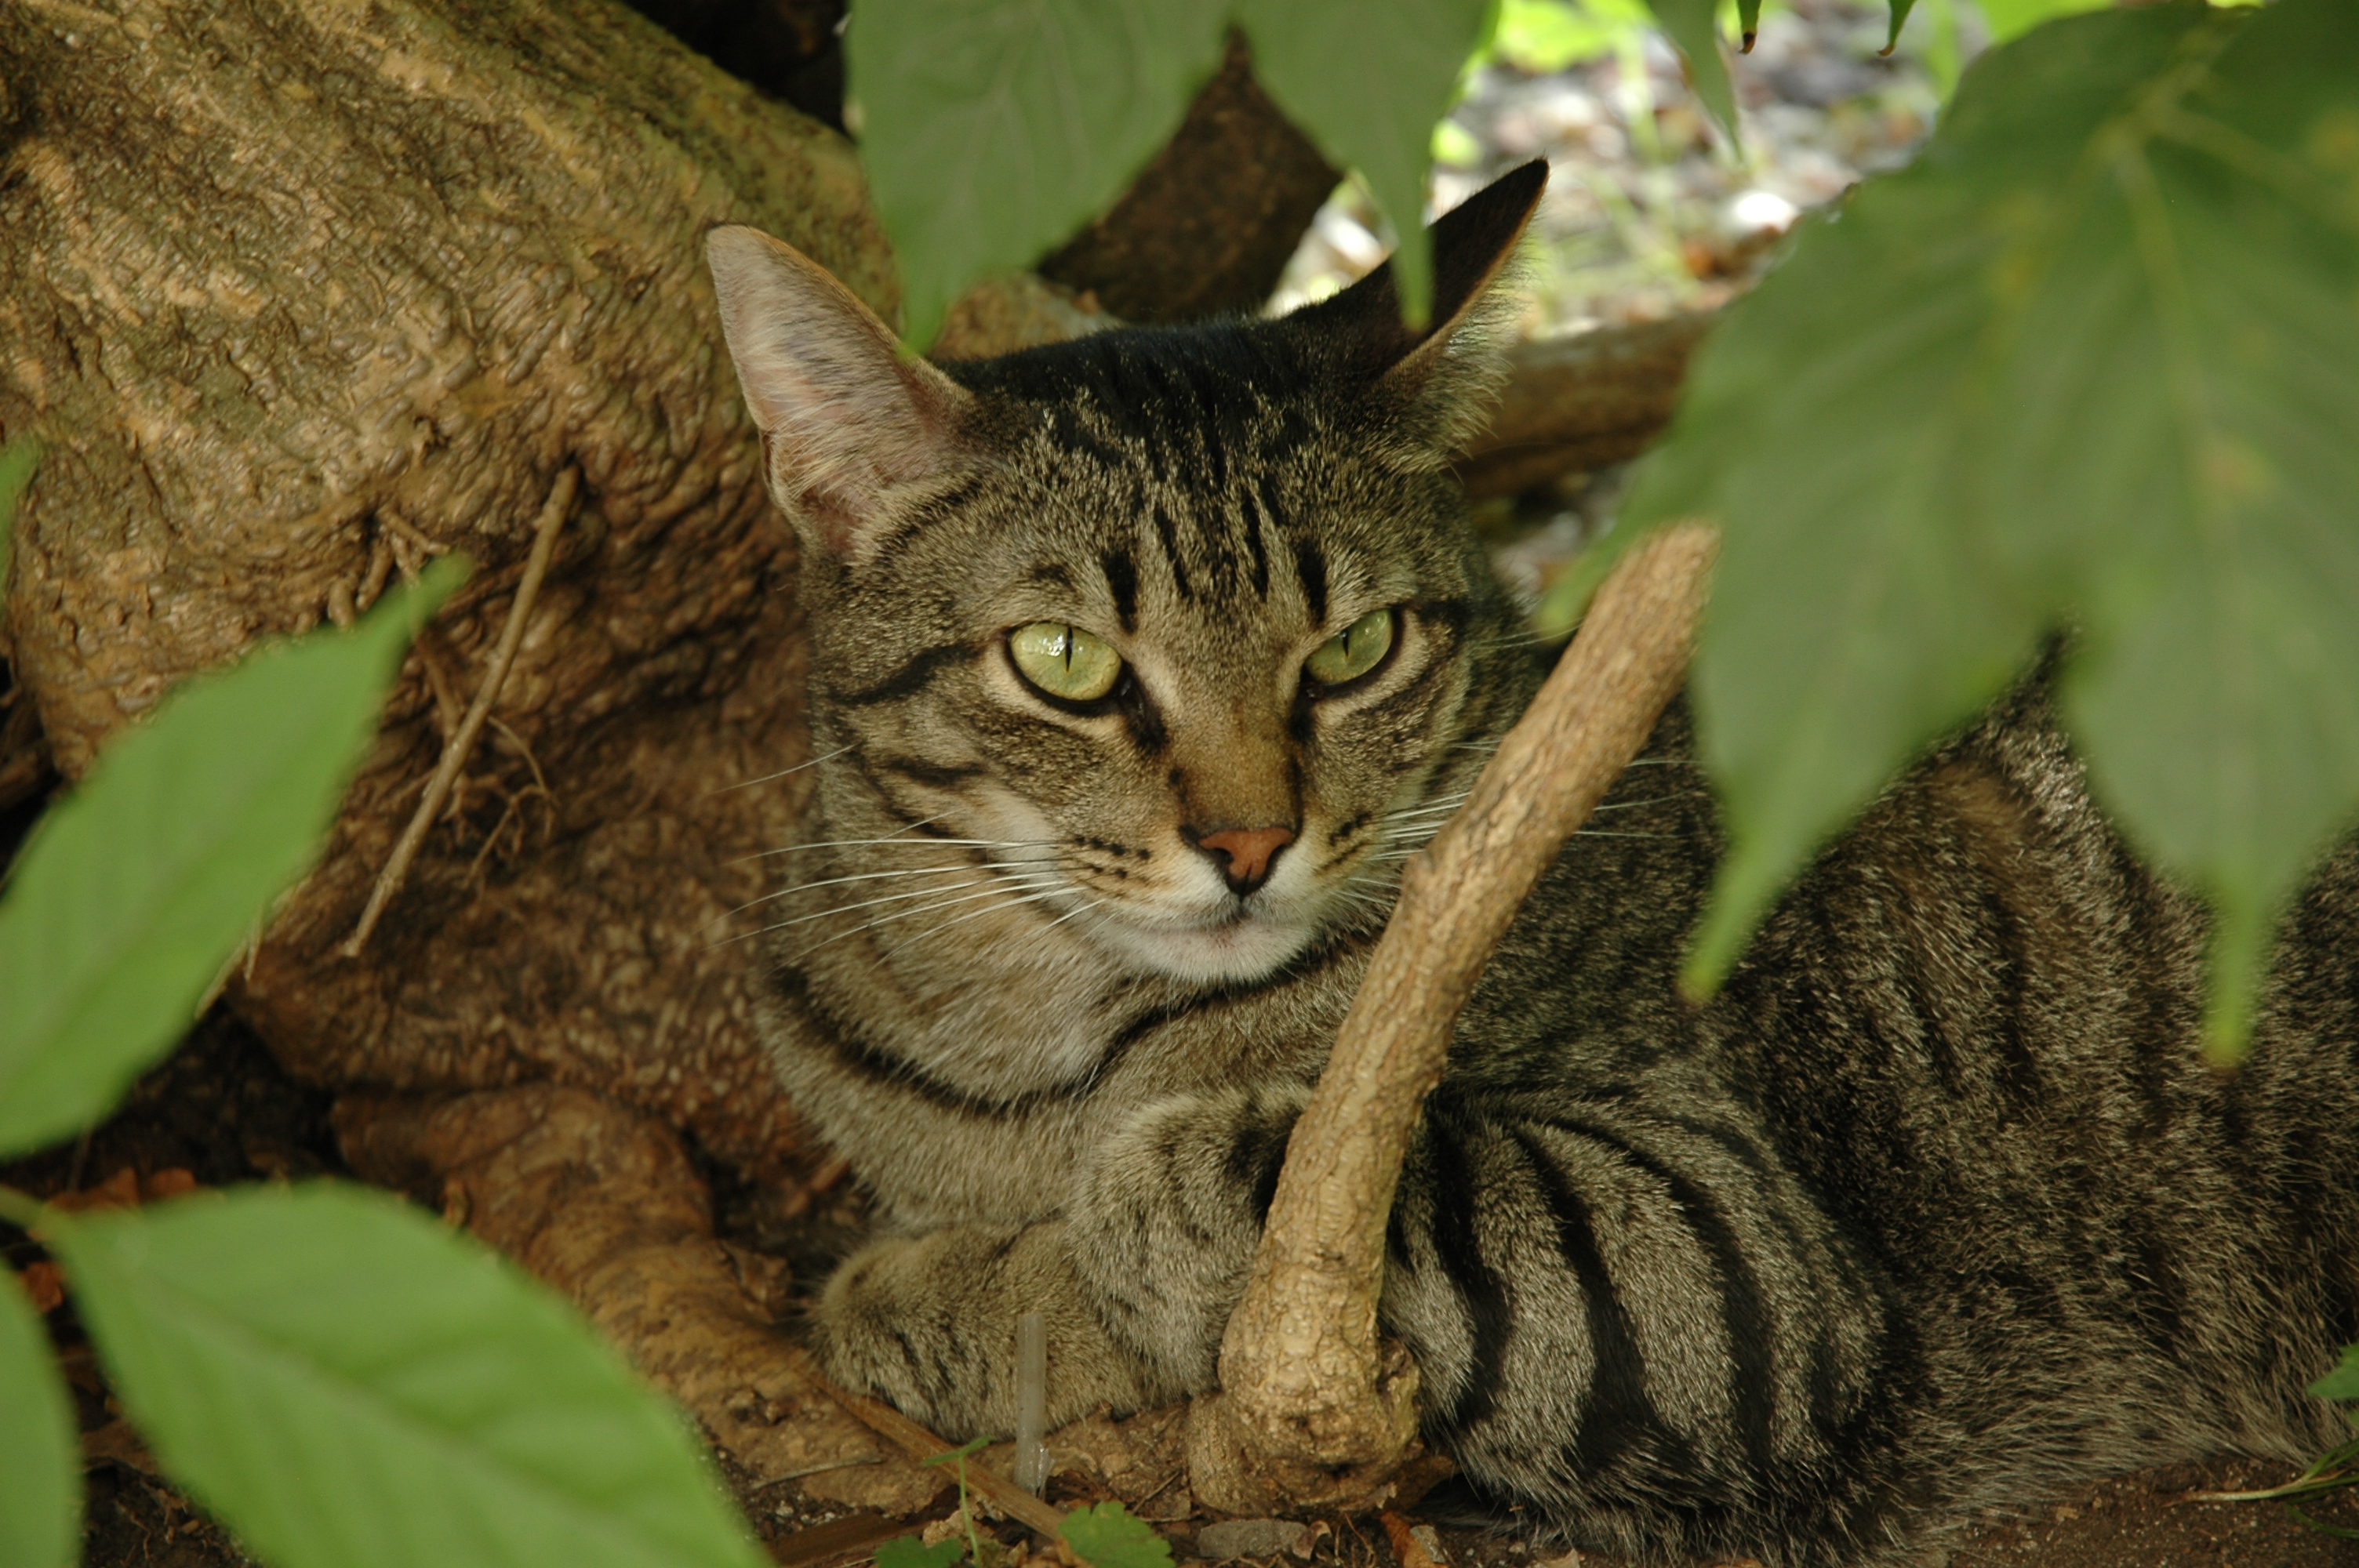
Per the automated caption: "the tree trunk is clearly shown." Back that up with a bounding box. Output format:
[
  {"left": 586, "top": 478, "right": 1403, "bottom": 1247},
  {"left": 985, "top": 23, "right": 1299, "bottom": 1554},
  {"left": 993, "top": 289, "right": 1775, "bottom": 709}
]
[{"left": 2, "top": 0, "right": 894, "bottom": 1178}]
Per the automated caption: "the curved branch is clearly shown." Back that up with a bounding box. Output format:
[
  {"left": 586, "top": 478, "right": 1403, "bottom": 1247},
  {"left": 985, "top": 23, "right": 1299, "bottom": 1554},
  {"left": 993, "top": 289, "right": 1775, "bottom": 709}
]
[{"left": 1190, "top": 521, "right": 1720, "bottom": 1513}]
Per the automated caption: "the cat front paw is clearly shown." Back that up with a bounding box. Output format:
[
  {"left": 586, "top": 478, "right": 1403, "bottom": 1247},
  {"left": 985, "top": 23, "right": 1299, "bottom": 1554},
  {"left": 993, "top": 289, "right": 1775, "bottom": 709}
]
[{"left": 810, "top": 1221, "right": 1160, "bottom": 1438}]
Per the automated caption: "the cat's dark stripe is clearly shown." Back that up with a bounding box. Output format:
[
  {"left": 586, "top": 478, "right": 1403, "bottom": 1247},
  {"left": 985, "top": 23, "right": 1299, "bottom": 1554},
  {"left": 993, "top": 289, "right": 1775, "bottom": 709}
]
[
  {"left": 1538, "top": 1114, "right": 1779, "bottom": 1479},
  {"left": 830, "top": 642, "right": 973, "bottom": 706},
  {"left": 1423, "top": 1111, "right": 1514, "bottom": 1436},
  {"left": 1512, "top": 1127, "right": 1696, "bottom": 1487},
  {"left": 876, "top": 757, "right": 988, "bottom": 789},
  {"left": 1292, "top": 537, "right": 1329, "bottom": 626},
  {"left": 1241, "top": 494, "right": 1272, "bottom": 599},
  {"left": 1117, "top": 673, "right": 1167, "bottom": 755},
  {"left": 1101, "top": 547, "right": 1138, "bottom": 631},
  {"left": 1227, "top": 1118, "right": 1292, "bottom": 1224},
  {"left": 1150, "top": 500, "right": 1193, "bottom": 601}
]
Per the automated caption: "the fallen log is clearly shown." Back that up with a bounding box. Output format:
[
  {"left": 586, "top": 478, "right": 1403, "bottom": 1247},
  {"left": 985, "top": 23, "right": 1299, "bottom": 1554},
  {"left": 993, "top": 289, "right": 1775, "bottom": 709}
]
[{"left": 1456, "top": 312, "right": 1716, "bottom": 500}]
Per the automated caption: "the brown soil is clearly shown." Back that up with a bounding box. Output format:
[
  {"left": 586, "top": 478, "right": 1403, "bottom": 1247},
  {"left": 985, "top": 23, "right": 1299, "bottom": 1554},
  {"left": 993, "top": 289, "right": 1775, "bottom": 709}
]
[{"left": 8, "top": 1025, "right": 2357, "bottom": 1568}]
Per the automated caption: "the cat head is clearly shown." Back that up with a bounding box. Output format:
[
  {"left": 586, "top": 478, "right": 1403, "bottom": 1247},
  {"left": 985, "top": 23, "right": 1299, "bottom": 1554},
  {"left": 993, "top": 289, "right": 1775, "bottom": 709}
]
[{"left": 708, "top": 163, "right": 1546, "bottom": 987}]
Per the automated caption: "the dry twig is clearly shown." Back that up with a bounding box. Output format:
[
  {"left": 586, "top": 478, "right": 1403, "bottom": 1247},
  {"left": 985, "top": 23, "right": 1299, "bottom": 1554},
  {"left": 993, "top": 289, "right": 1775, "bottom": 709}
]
[
  {"left": 781, "top": 1345, "right": 1068, "bottom": 1537},
  {"left": 341, "top": 466, "right": 576, "bottom": 956},
  {"left": 1189, "top": 522, "right": 1721, "bottom": 1513}
]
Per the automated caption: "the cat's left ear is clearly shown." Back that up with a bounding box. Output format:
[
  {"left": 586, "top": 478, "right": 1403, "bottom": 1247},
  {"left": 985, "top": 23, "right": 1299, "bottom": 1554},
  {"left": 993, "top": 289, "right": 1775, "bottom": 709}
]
[
  {"left": 1296, "top": 160, "right": 1547, "bottom": 463},
  {"left": 707, "top": 225, "right": 974, "bottom": 563}
]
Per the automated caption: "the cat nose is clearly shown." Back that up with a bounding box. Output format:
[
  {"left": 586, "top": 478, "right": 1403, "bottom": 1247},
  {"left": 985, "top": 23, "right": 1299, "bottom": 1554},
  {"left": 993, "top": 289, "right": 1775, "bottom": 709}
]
[{"left": 1189, "top": 825, "right": 1296, "bottom": 896}]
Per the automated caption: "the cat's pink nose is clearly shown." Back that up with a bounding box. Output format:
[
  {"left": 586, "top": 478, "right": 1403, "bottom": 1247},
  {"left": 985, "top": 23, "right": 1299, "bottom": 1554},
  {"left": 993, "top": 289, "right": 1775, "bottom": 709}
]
[{"left": 1192, "top": 826, "right": 1296, "bottom": 895}]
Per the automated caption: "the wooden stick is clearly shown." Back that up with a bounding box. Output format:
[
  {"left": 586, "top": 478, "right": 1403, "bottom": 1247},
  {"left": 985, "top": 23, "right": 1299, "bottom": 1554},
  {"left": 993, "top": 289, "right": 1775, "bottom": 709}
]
[
  {"left": 341, "top": 466, "right": 576, "bottom": 956},
  {"left": 780, "top": 1346, "right": 1068, "bottom": 1537},
  {"left": 1192, "top": 522, "right": 1720, "bottom": 1512}
]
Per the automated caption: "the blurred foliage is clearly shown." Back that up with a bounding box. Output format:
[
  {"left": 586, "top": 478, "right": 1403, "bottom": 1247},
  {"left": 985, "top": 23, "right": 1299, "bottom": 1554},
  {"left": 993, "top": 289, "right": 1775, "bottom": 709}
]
[
  {"left": 1624, "top": 0, "right": 2359, "bottom": 1057},
  {"left": 0, "top": 547, "right": 765, "bottom": 1568}
]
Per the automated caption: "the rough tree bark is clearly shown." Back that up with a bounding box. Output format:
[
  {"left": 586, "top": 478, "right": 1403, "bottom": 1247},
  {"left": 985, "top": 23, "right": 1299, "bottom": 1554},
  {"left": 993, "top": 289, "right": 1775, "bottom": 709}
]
[
  {"left": 2, "top": 0, "right": 895, "bottom": 1181},
  {"left": 1189, "top": 523, "right": 1721, "bottom": 1515}
]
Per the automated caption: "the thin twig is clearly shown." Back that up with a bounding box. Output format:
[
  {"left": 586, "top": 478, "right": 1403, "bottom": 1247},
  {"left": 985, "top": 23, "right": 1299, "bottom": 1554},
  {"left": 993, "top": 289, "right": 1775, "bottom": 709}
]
[
  {"left": 779, "top": 1345, "right": 1067, "bottom": 1537},
  {"left": 341, "top": 467, "right": 577, "bottom": 957}
]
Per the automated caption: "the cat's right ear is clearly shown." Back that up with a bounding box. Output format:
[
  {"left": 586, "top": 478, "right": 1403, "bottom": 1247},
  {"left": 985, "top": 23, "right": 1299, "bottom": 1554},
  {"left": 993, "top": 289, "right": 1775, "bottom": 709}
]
[{"left": 706, "top": 226, "right": 973, "bottom": 562}]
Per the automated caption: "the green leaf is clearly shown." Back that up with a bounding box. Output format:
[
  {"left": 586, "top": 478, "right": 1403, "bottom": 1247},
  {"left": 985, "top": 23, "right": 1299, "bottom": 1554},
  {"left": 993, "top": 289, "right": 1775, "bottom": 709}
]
[
  {"left": 1884, "top": 0, "right": 1918, "bottom": 54},
  {"left": 1634, "top": 0, "right": 2359, "bottom": 1054},
  {"left": 1238, "top": 0, "right": 1496, "bottom": 327},
  {"left": 0, "top": 435, "right": 38, "bottom": 588},
  {"left": 1059, "top": 1501, "right": 1172, "bottom": 1568},
  {"left": 1737, "top": 0, "right": 1761, "bottom": 51},
  {"left": 1641, "top": 0, "right": 1739, "bottom": 147},
  {"left": 877, "top": 1536, "right": 967, "bottom": 1568},
  {"left": 48, "top": 1183, "right": 765, "bottom": 1568},
  {"left": 0, "top": 558, "right": 463, "bottom": 1158},
  {"left": 920, "top": 1434, "right": 994, "bottom": 1467},
  {"left": 0, "top": 1267, "right": 78, "bottom": 1568},
  {"left": 1976, "top": 0, "right": 2110, "bottom": 47},
  {"left": 2312, "top": 1345, "right": 2359, "bottom": 1403},
  {"left": 848, "top": 0, "right": 1227, "bottom": 350}
]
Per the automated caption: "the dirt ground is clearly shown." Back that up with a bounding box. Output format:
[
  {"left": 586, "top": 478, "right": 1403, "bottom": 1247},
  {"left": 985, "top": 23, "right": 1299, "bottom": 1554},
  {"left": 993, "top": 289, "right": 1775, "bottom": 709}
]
[{"left": 6, "top": 1016, "right": 2357, "bottom": 1568}]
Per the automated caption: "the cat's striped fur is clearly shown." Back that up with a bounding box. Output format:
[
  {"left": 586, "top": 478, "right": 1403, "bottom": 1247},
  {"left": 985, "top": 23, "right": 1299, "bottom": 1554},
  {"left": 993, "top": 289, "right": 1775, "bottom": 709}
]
[{"left": 706, "top": 165, "right": 2359, "bottom": 1566}]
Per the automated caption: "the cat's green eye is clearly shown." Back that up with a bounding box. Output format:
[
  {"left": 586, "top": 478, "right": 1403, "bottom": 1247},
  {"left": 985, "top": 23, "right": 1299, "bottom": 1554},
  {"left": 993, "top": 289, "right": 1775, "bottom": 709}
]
[
  {"left": 1304, "top": 608, "right": 1395, "bottom": 688},
  {"left": 1009, "top": 622, "right": 1124, "bottom": 703}
]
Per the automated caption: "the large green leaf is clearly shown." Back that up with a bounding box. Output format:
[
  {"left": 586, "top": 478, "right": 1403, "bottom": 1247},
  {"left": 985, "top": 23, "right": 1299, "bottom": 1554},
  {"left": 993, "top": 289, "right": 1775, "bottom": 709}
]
[
  {"left": 48, "top": 1184, "right": 765, "bottom": 1568},
  {"left": 849, "top": 0, "right": 1227, "bottom": 350},
  {"left": 1235, "top": 0, "right": 1494, "bottom": 326},
  {"left": 1641, "top": 0, "right": 1738, "bottom": 145},
  {"left": 1630, "top": 0, "right": 2359, "bottom": 1054},
  {"left": 1976, "top": 0, "right": 2111, "bottom": 47},
  {"left": 0, "top": 560, "right": 461, "bottom": 1156},
  {"left": 0, "top": 1264, "right": 78, "bottom": 1568}
]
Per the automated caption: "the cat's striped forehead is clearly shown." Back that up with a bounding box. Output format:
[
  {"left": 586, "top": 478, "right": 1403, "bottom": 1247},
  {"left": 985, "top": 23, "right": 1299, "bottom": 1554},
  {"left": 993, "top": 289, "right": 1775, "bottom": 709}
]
[{"left": 935, "top": 321, "right": 1474, "bottom": 636}]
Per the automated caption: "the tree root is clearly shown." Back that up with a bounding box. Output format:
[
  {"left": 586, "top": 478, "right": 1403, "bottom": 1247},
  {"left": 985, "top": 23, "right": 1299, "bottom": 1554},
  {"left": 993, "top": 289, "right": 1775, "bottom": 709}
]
[{"left": 334, "top": 1083, "right": 948, "bottom": 1515}]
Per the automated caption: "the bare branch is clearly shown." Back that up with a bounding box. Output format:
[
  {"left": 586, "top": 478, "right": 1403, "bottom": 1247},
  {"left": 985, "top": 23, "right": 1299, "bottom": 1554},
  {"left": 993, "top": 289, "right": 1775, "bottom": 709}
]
[{"left": 1190, "top": 521, "right": 1720, "bottom": 1513}]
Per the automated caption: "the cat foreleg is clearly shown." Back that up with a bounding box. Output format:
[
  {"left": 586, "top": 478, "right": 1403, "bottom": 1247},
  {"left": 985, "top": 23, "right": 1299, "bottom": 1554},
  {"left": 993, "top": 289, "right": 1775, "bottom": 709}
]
[
  {"left": 812, "top": 1218, "right": 1161, "bottom": 1436},
  {"left": 1063, "top": 1083, "right": 1310, "bottom": 1394}
]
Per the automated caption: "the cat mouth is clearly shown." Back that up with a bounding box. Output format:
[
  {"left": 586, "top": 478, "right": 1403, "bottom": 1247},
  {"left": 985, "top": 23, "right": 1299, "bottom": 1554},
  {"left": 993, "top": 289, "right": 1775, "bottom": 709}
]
[{"left": 1082, "top": 894, "right": 1318, "bottom": 984}]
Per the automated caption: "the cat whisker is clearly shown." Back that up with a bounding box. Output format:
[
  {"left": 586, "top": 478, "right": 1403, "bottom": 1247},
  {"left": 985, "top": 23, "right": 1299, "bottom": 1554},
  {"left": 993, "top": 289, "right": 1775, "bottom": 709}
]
[
  {"left": 729, "top": 816, "right": 953, "bottom": 863},
  {"left": 713, "top": 862, "right": 983, "bottom": 926},
  {"left": 1379, "top": 792, "right": 1473, "bottom": 820},
  {"left": 739, "top": 829, "right": 1063, "bottom": 864},
  {"left": 1034, "top": 896, "right": 1107, "bottom": 935},
  {"left": 706, "top": 744, "right": 855, "bottom": 796},
  {"left": 854, "top": 881, "right": 1078, "bottom": 957},
  {"left": 716, "top": 876, "right": 999, "bottom": 948},
  {"left": 1588, "top": 791, "right": 1707, "bottom": 813},
  {"left": 786, "top": 877, "right": 1067, "bottom": 964}
]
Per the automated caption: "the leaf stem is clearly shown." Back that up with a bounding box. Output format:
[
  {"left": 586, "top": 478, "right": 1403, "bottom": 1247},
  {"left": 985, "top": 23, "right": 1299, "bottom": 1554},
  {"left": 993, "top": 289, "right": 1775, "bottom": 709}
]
[{"left": 0, "top": 1183, "right": 50, "bottom": 1230}]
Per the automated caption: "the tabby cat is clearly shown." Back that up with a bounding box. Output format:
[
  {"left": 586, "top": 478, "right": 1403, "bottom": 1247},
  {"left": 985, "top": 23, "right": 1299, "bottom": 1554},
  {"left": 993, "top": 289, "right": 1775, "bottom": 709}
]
[{"left": 704, "top": 163, "right": 2359, "bottom": 1566}]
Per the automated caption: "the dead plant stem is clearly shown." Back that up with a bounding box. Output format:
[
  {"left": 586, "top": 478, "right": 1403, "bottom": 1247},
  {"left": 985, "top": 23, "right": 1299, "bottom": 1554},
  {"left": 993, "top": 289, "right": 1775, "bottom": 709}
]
[{"left": 341, "top": 466, "right": 576, "bottom": 956}]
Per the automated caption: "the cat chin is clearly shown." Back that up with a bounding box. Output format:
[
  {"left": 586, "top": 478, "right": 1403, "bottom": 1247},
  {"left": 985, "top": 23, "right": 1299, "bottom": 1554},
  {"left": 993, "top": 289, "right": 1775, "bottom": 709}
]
[{"left": 1088, "top": 910, "right": 1317, "bottom": 985}]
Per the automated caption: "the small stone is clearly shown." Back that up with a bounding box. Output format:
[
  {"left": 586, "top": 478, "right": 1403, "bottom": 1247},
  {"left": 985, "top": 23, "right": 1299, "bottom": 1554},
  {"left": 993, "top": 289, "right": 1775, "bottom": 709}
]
[{"left": 1195, "top": 1519, "right": 1312, "bottom": 1561}]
